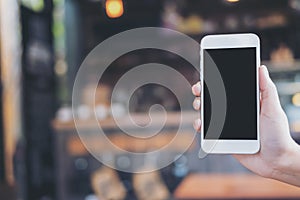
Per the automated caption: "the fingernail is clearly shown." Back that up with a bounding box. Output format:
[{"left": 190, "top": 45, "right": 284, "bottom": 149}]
[
  {"left": 193, "top": 99, "right": 200, "bottom": 109},
  {"left": 192, "top": 83, "right": 200, "bottom": 94},
  {"left": 193, "top": 118, "right": 201, "bottom": 131},
  {"left": 261, "top": 65, "right": 270, "bottom": 78}
]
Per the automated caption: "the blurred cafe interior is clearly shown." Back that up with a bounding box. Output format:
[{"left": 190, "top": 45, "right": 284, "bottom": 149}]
[{"left": 1, "top": 0, "right": 300, "bottom": 199}]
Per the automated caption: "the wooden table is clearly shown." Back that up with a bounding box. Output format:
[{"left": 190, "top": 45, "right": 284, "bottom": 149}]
[{"left": 175, "top": 174, "right": 300, "bottom": 199}]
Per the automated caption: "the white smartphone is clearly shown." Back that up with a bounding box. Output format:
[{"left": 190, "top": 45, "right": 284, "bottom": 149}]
[{"left": 200, "top": 33, "right": 260, "bottom": 154}]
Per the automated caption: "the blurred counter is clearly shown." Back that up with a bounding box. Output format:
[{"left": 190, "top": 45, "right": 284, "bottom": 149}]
[{"left": 52, "top": 111, "right": 197, "bottom": 200}]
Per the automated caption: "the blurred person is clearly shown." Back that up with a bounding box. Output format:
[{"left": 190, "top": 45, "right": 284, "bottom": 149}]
[{"left": 192, "top": 65, "right": 300, "bottom": 187}]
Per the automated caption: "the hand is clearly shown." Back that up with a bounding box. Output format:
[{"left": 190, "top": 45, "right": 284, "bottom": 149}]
[{"left": 192, "top": 65, "right": 300, "bottom": 187}]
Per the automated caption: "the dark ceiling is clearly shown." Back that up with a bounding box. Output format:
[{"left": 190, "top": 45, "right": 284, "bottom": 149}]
[{"left": 70, "top": 0, "right": 300, "bottom": 60}]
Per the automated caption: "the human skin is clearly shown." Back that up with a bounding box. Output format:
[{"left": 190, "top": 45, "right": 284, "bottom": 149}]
[{"left": 192, "top": 65, "right": 300, "bottom": 187}]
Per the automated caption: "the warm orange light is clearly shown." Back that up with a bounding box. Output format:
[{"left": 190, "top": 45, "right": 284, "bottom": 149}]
[
  {"left": 106, "top": 0, "right": 124, "bottom": 18},
  {"left": 226, "top": 0, "right": 239, "bottom": 2},
  {"left": 292, "top": 93, "right": 300, "bottom": 107}
]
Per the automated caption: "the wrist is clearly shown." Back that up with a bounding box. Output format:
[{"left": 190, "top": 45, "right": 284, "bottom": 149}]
[{"left": 272, "top": 141, "right": 300, "bottom": 180}]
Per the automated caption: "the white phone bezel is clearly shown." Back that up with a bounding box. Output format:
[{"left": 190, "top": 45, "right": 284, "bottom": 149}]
[{"left": 200, "top": 33, "right": 260, "bottom": 154}]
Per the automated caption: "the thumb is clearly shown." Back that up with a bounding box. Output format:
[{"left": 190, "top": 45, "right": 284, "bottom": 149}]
[{"left": 259, "top": 65, "right": 283, "bottom": 117}]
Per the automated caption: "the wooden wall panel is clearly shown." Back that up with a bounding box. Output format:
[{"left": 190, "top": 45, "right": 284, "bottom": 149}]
[{"left": 0, "top": 0, "right": 22, "bottom": 185}]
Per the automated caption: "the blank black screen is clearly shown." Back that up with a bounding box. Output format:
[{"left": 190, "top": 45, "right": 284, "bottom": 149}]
[{"left": 204, "top": 48, "right": 257, "bottom": 140}]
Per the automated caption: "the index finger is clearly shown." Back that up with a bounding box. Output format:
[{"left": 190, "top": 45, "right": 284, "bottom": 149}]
[{"left": 192, "top": 82, "right": 201, "bottom": 97}]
